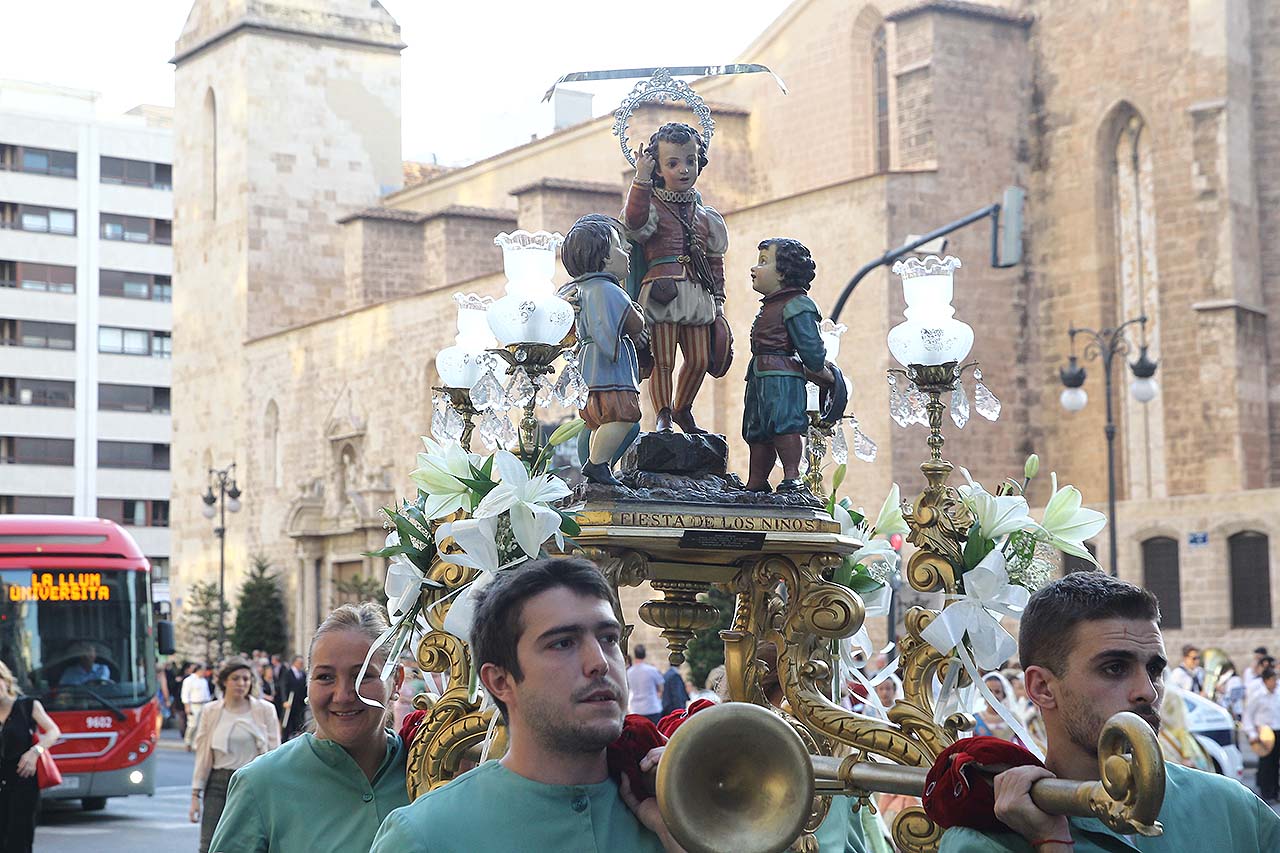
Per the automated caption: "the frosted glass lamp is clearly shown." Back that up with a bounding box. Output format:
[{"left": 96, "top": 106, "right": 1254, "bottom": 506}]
[
  {"left": 886, "top": 255, "right": 973, "bottom": 367},
  {"left": 488, "top": 231, "right": 572, "bottom": 346},
  {"left": 436, "top": 293, "right": 496, "bottom": 388}
]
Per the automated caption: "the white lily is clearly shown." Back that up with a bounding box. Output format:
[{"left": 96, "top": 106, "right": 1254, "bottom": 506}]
[
  {"left": 871, "top": 484, "right": 909, "bottom": 539},
  {"left": 409, "top": 436, "right": 481, "bottom": 520},
  {"left": 382, "top": 532, "right": 437, "bottom": 619},
  {"left": 957, "top": 468, "right": 1039, "bottom": 541},
  {"left": 1041, "top": 472, "right": 1107, "bottom": 564},
  {"left": 434, "top": 516, "right": 513, "bottom": 641},
  {"left": 920, "top": 549, "right": 1028, "bottom": 671},
  {"left": 473, "top": 451, "right": 572, "bottom": 559}
]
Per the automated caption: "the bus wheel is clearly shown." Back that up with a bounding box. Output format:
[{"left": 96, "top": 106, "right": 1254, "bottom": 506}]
[{"left": 81, "top": 797, "right": 107, "bottom": 811}]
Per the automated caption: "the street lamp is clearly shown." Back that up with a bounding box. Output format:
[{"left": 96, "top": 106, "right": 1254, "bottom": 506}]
[
  {"left": 1058, "top": 317, "right": 1158, "bottom": 577},
  {"left": 202, "top": 462, "right": 242, "bottom": 659}
]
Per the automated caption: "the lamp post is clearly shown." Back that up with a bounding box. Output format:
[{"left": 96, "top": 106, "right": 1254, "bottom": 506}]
[
  {"left": 201, "top": 463, "right": 242, "bottom": 659},
  {"left": 1058, "top": 317, "right": 1158, "bottom": 577}
]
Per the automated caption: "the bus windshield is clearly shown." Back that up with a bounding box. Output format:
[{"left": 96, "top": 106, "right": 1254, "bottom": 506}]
[{"left": 0, "top": 568, "right": 155, "bottom": 712}]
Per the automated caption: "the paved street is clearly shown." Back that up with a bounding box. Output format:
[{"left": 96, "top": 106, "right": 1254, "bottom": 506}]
[{"left": 36, "top": 729, "right": 198, "bottom": 852}]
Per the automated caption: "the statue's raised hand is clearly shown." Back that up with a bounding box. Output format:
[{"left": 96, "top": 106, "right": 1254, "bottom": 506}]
[{"left": 634, "top": 144, "right": 656, "bottom": 183}]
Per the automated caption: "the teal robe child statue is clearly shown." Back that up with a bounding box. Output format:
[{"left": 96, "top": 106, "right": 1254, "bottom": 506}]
[{"left": 743, "top": 238, "right": 833, "bottom": 493}]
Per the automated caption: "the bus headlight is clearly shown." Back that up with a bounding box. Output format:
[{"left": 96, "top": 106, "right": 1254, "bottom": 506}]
[{"left": 129, "top": 770, "right": 144, "bottom": 785}]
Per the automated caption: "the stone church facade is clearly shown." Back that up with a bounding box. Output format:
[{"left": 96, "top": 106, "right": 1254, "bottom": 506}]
[{"left": 170, "top": 0, "right": 1280, "bottom": 664}]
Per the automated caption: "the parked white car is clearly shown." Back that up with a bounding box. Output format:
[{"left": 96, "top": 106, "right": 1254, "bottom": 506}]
[{"left": 1169, "top": 686, "right": 1245, "bottom": 782}]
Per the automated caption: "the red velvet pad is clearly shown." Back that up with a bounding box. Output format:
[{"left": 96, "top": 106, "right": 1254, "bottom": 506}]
[
  {"left": 656, "top": 698, "right": 717, "bottom": 738},
  {"left": 399, "top": 709, "right": 428, "bottom": 747},
  {"left": 922, "top": 736, "right": 1044, "bottom": 831},
  {"left": 607, "top": 714, "right": 667, "bottom": 799}
]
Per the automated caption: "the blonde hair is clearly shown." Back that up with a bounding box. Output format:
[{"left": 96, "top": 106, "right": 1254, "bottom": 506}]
[
  {"left": 0, "top": 661, "right": 18, "bottom": 697},
  {"left": 307, "top": 602, "right": 391, "bottom": 670}
]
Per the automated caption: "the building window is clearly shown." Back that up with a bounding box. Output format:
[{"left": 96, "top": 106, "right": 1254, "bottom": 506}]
[
  {"left": 98, "top": 383, "right": 169, "bottom": 413},
  {"left": 101, "top": 213, "right": 170, "bottom": 244},
  {"left": 0, "top": 202, "right": 76, "bottom": 235},
  {"left": 0, "top": 260, "right": 75, "bottom": 293},
  {"left": 149, "top": 557, "right": 170, "bottom": 582},
  {"left": 100, "top": 270, "right": 171, "bottom": 302},
  {"left": 0, "top": 495, "right": 74, "bottom": 514},
  {"left": 96, "top": 498, "right": 169, "bottom": 527},
  {"left": 872, "top": 25, "right": 890, "bottom": 172},
  {"left": 1, "top": 319, "right": 75, "bottom": 350},
  {"left": 1, "top": 437, "right": 74, "bottom": 466},
  {"left": 100, "top": 156, "right": 172, "bottom": 190},
  {"left": 1141, "top": 536, "right": 1181, "bottom": 629},
  {"left": 1229, "top": 531, "right": 1272, "bottom": 628},
  {"left": 0, "top": 143, "right": 76, "bottom": 177},
  {"left": 97, "top": 441, "right": 169, "bottom": 470},
  {"left": 0, "top": 377, "right": 74, "bottom": 407},
  {"left": 98, "top": 326, "right": 170, "bottom": 358}
]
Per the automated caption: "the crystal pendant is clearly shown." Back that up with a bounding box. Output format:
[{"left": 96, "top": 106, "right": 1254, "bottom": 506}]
[
  {"left": 830, "top": 422, "right": 849, "bottom": 464},
  {"left": 973, "top": 367, "right": 1001, "bottom": 421},
  {"left": 430, "top": 394, "right": 450, "bottom": 442},
  {"left": 907, "top": 386, "right": 930, "bottom": 426},
  {"left": 564, "top": 369, "right": 590, "bottom": 410},
  {"left": 441, "top": 404, "right": 466, "bottom": 442},
  {"left": 497, "top": 416, "right": 519, "bottom": 450},
  {"left": 887, "top": 374, "right": 912, "bottom": 428},
  {"left": 852, "top": 420, "right": 878, "bottom": 463},
  {"left": 477, "top": 411, "right": 507, "bottom": 450},
  {"left": 535, "top": 372, "right": 557, "bottom": 408},
  {"left": 471, "top": 368, "right": 508, "bottom": 413},
  {"left": 506, "top": 369, "right": 536, "bottom": 408},
  {"left": 950, "top": 380, "right": 971, "bottom": 428}
]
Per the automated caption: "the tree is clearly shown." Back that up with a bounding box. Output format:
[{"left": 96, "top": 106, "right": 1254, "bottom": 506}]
[
  {"left": 684, "top": 586, "right": 735, "bottom": 690},
  {"left": 335, "top": 573, "right": 384, "bottom": 606},
  {"left": 233, "top": 555, "right": 288, "bottom": 657},
  {"left": 181, "top": 579, "right": 230, "bottom": 663}
]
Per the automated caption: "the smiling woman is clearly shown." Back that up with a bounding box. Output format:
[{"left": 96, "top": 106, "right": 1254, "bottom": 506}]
[{"left": 207, "top": 603, "right": 410, "bottom": 853}]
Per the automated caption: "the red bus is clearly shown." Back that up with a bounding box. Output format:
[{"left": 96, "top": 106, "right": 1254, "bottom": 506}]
[{"left": 0, "top": 515, "right": 174, "bottom": 810}]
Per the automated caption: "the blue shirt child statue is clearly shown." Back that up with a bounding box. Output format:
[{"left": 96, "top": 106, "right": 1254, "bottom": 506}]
[
  {"left": 743, "top": 238, "right": 833, "bottom": 494},
  {"left": 561, "top": 214, "right": 647, "bottom": 485}
]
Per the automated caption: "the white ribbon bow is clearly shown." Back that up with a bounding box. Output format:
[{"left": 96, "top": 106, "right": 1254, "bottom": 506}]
[{"left": 920, "top": 549, "right": 1027, "bottom": 672}]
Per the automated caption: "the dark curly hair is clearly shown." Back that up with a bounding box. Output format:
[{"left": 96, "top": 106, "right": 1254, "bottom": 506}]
[
  {"left": 757, "top": 238, "right": 816, "bottom": 291},
  {"left": 563, "top": 214, "right": 624, "bottom": 278},
  {"left": 646, "top": 122, "right": 709, "bottom": 188}
]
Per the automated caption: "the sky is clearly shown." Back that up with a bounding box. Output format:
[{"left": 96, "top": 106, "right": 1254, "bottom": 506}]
[{"left": 0, "top": 0, "right": 793, "bottom": 165}]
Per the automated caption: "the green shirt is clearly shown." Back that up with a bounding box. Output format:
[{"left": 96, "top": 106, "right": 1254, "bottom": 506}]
[
  {"left": 370, "top": 759, "right": 666, "bottom": 853},
  {"left": 938, "top": 762, "right": 1280, "bottom": 853},
  {"left": 209, "top": 731, "right": 409, "bottom": 853},
  {"left": 814, "top": 795, "right": 878, "bottom": 853}
]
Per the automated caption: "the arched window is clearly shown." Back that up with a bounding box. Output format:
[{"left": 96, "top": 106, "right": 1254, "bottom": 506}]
[
  {"left": 204, "top": 88, "right": 218, "bottom": 218},
  {"left": 264, "top": 400, "right": 280, "bottom": 488},
  {"left": 1141, "top": 536, "right": 1180, "bottom": 629},
  {"left": 872, "top": 25, "right": 890, "bottom": 172},
  {"left": 1229, "top": 531, "right": 1271, "bottom": 627},
  {"left": 1104, "top": 106, "right": 1166, "bottom": 499}
]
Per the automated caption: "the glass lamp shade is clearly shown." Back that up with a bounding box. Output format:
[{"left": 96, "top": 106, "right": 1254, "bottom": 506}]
[
  {"left": 886, "top": 256, "right": 973, "bottom": 367},
  {"left": 227, "top": 496, "right": 242, "bottom": 513},
  {"left": 436, "top": 293, "right": 497, "bottom": 387},
  {"left": 489, "top": 231, "right": 571, "bottom": 345},
  {"left": 201, "top": 502, "right": 216, "bottom": 520},
  {"left": 1060, "top": 386, "right": 1088, "bottom": 412},
  {"left": 1130, "top": 376, "right": 1159, "bottom": 404},
  {"left": 819, "top": 318, "right": 847, "bottom": 362}
]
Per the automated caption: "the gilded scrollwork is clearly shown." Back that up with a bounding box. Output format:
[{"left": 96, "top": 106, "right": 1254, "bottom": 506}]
[{"left": 891, "top": 806, "right": 945, "bottom": 853}]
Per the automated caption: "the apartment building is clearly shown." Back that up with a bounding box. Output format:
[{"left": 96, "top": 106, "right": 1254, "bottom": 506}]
[{"left": 0, "top": 80, "right": 173, "bottom": 614}]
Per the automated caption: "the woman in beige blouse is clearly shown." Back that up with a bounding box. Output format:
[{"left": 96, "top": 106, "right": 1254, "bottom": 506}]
[{"left": 188, "top": 656, "right": 281, "bottom": 852}]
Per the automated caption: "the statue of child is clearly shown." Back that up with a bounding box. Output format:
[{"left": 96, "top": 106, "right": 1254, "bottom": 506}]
[
  {"left": 623, "top": 122, "right": 728, "bottom": 434},
  {"left": 743, "top": 238, "right": 833, "bottom": 493},
  {"left": 561, "top": 214, "right": 646, "bottom": 485}
]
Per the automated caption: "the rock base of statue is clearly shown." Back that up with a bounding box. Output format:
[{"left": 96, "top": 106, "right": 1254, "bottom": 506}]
[{"left": 573, "top": 431, "right": 822, "bottom": 508}]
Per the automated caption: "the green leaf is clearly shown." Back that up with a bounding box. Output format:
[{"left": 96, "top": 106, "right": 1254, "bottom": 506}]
[
  {"left": 962, "top": 525, "right": 996, "bottom": 572},
  {"left": 834, "top": 558, "right": 856, "bottom": 588},
  {"left": 831, "top": 463, "right": 847, "bottom": 494},
  {"left": 848, "top": 574, "right": 885, "bottom": 595},
  {"left": 364, "top": 545, "right": 411, "bottom": 559},
  {"left": 556, "top": 511, "right": 582, "bottom": 537},
  {"left": 389, "top": 514, "right": 429, "bottom": 563},
  {"left": 455, "top": 476, "right": 498, "bottom": 499}
]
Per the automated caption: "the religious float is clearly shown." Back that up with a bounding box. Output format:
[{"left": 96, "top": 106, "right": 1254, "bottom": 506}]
[{"left": 366, "top": 69, "right": 1168, "bottom": 853}]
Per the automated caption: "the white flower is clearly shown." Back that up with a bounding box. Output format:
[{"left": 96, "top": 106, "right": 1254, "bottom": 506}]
[
  {"left": 957, "top": 468, "right": 1039, "bottom": 541},
  {"left": 383, "top": 532, "right": 430, "bottom": 618},
  {"left": 473, "top": 451, "right": 572, "bottom": 559},
  {"left": 871, "top": 484, "right": 909, "bottom": 539},
  {"left": 1041, "top": 472, "right": 1107, "bottom": 564},
  {"left": 434, "top": 516, "right": 509, "bottom": 640},
  {"left": 409, "top": 437, "right": 481, "bottom": 520}
]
